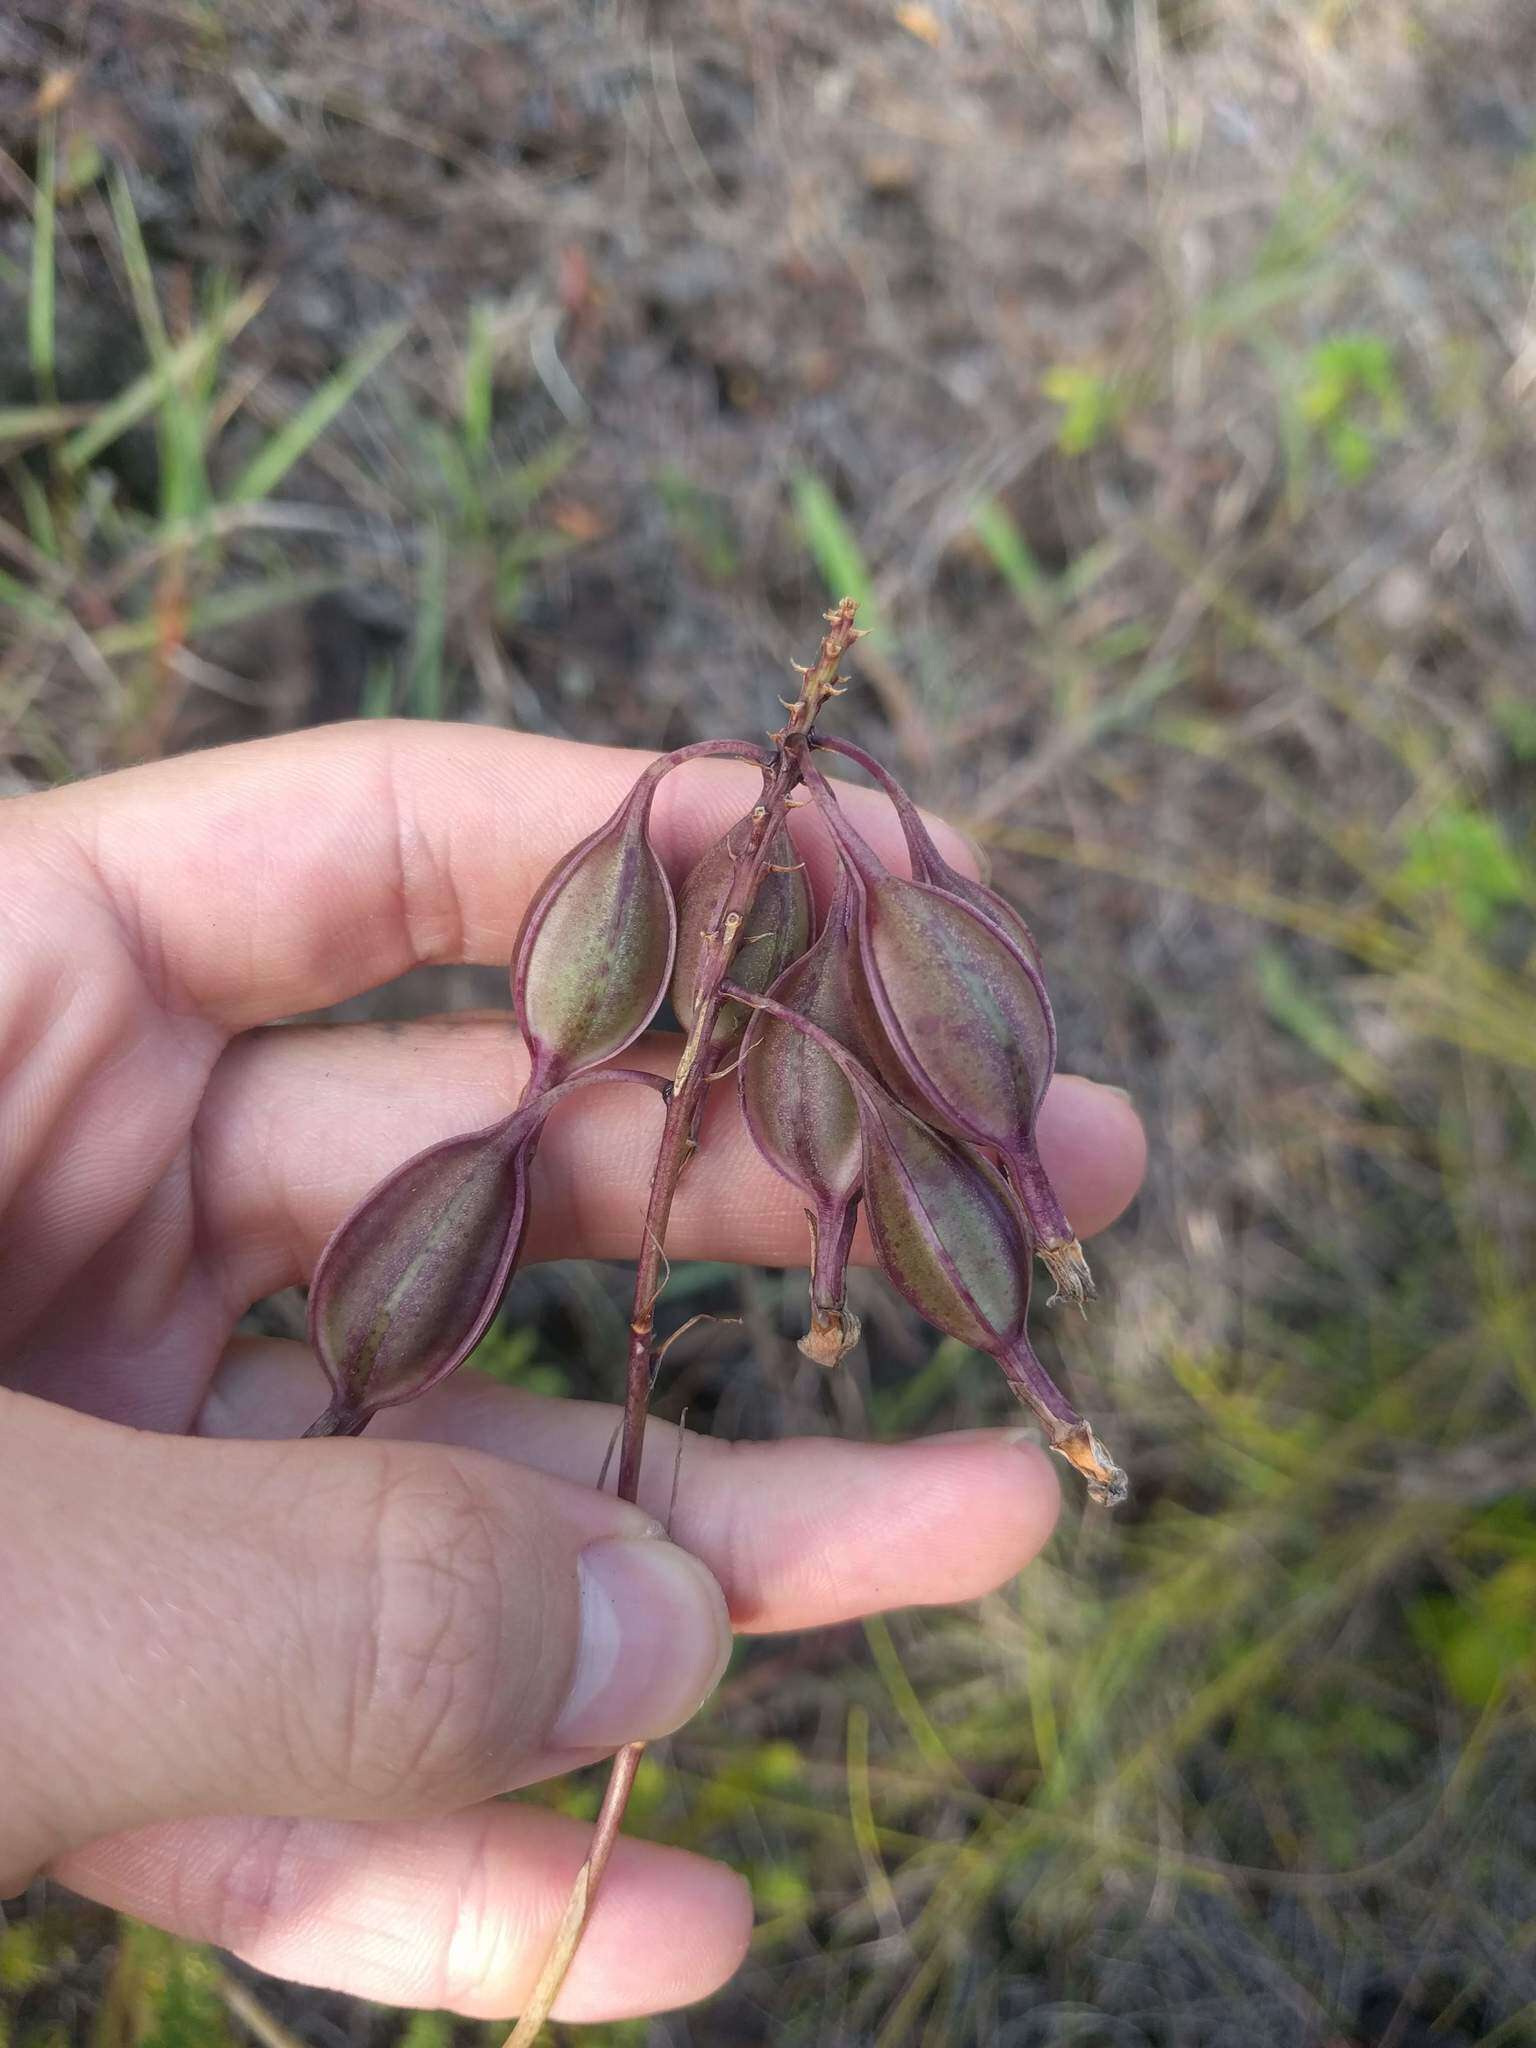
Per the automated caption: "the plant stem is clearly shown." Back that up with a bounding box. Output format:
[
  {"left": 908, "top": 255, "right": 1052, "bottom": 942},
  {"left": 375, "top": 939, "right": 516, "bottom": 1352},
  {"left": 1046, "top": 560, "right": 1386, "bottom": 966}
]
[
  {"left": 299, "top": 1403, "right": 370, "bottom": 1438},
  {"left": 503, "top": 600, "right": 862, "bottom": 2045},
  {"left": 618, "top": 600, "right": 861, "bottom": 1498}
]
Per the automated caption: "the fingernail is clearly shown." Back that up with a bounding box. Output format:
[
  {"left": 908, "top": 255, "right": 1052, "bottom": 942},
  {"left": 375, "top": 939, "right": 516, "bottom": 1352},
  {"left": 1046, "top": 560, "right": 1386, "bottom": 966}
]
[
  {"left": 554, "top": 1537, "right": 732, "bottom": 1748},
  {"left": 1096, "top": 1083, "right": 1135, "bottom": 1105}
]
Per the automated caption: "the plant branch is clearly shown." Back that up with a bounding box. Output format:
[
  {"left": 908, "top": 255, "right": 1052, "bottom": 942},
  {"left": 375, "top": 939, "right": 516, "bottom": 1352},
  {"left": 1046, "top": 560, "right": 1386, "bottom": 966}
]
[{"left": 501, "top": 600, "right": 861, "bottom": 2045}]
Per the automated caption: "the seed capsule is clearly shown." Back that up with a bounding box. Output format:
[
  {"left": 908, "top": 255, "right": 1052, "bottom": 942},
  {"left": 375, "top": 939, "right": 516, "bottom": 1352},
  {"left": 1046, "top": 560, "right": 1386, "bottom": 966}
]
[
  {"left": 857, "top": 1082, "right": 1029, "bottom": 1352},
  {"left": 740, "top": 870, "right": 864, "bottom": 1365},
  {"left": 726, "top": 983, "right": 1126, "bottom": 1504},
  {"left": 854, "top": 1083, "right": 1124, "bottom": 1505},
  {"left": 512, "top": 767, "right": 676, "bottom": 1089},
  {"left": 816, "top": 785, "right": 1093, "bottom": 1309},
  {"left": 672, "top": 820, "right": 811, "bottom": 1052},
  {"left": 307, "top": 1113, "right": 535, "bottom": 1429},
  {"left": 814, "top": 735, "right": 1042, "bottom": 968},
  {"left": 304, "top": 1068, "right": 668, "bottom": 1435}
]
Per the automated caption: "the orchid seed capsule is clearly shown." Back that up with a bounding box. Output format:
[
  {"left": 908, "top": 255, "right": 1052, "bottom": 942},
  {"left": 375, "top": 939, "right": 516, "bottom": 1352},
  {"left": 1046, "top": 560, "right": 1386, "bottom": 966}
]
[
  {"left": 512, "top": 765, "right": 676, "bottom": 1090},
  {"left": 671, "top": 820, "right": 811, "bottom": 1053},
  {"left": 740, "top": 868, "right": 865, "bottom": 1365},
  {"left": 725, "top": 981, "right": 1126, "bottom": 1504},
  {"left": 815, "top": 783, "right": 1094, "bottom": 1310},
  {"left": 853, "top": 1083, "right": 1124, "bottom": 1504},
  {"left": 814, "top": 734, "right": 1043, "bottom": 967},
  {"left": 304, "top": 1068, "right": 669, "bottom": 1436},
  {"left": 307, "top": 1113, "right": 536, "bottom": 1431}
]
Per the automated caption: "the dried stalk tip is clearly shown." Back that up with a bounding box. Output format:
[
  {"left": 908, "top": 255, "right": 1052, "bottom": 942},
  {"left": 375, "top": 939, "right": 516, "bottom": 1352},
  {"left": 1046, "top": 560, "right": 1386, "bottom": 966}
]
[
  {"left": 1052, "top": 1420, "right": 1128, "bottom": 1507},
  {"left": 798, "top": 1303, "right": 862, "bottom": 1369},
  {"left": 1041, "top": 1236, "right": 1096, "bottom": 1312}
]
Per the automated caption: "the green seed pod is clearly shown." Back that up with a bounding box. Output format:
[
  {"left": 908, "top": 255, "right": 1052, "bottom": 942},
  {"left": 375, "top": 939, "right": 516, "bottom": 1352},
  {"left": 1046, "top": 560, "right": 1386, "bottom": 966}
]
[
  {"left": 512, "top": 767, "right": 676, "bottom": 1089},
  {"left": 672, "top": 820, "right": 811, "bottom": 1053},
  {"left": 740, "top": 869, "right": 864, "bottom": 1365}
]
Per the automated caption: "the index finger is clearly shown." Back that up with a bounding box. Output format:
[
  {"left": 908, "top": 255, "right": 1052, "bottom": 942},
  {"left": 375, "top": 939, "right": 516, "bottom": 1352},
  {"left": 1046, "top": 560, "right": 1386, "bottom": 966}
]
[{"left": 38, "top": 720, "right": 976, "bottom": 1032}]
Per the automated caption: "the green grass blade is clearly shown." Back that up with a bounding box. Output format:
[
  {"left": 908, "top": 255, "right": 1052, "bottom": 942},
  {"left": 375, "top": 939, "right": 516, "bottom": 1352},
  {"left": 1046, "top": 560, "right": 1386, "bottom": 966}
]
[
  {"left": 463, "top": 302, "right": 495, "bottom": 462},
  {"left": 9, "top": 456, "right": 59, "bottom": 557},
  {"left": 408, "top": 523, "right": 447, "bottom": 718},
  {"left": 0, "top": 565, "right": 68, "bottom": 629},
  {"left": 107, "top": 165, "right": 168, "bottom": 356},
  {"left": 492, "top": 429, "right": 580, "bottom": 515},
  {"left": 0, "top": 404, "right": 85, "bottom": 449},
  {"left": 971, "top": 497, "right": 1054, "bottom": 626},
  {"left": 28, "top": 113, "right": 57, "bottom": 397},
  {"left": 791, "top": 470, "right": 879, "bottom": 628},
  {"left": 60, "top": 280, "right": 270, "bottom": 473},
  {"left": 92, "top": 571, "right": 344, "bottom": 656},
  {"left": 1256, "top": 945, "right": 1383, "bottom": 1093},
  {"left": 227, "top": 317, "right": 408, "bottom": 504},
  {"left": 359, "top": 654, "right": 398, "bottom": 718}
]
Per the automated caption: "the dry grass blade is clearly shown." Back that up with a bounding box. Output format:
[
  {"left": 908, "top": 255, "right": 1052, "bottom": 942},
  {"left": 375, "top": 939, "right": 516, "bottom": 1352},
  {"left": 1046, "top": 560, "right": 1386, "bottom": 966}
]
[
  {"left": 502, "top": 1742, "right": 645, "bottom": 2048},
  {"left": 210, "top": 1966, "right": 310, "bottom": 2048}
]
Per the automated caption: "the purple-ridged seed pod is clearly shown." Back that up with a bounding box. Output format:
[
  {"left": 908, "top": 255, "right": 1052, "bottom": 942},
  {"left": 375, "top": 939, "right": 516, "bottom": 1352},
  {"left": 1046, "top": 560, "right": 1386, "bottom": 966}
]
[
  {"left": 853, "top": 1086, "right": 1125, "bottom": 1505},
  {"left": 304, "top": 1069, "right": 668, "bottom": 1436},
  {"left": 740, "top": 868, "right": 864, "bottom": 1367},
  {"left": 672, "top": 820, "right": 811, "bottom": 1054},
  {"left": 727, "top": 980, "right": 1125, "bottom": 1504},
  {"left": 814, "top": 734, "right": 1042, "bottom": 969},
  {"left": 306, "top": 1114, "right": 536, "bottom": 1433},
  {"left": 512, "top": 765, "right": 676, "bottom": 1092},
  {"left": 812, "top": 774, "right": 1094, "bottom": 1312}
]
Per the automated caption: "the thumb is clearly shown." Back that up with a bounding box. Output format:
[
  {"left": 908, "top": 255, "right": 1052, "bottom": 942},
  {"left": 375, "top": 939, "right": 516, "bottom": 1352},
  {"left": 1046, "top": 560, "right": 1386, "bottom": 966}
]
[{"left": 0, "top": 1389, "right": 730, "bottom": 1887}]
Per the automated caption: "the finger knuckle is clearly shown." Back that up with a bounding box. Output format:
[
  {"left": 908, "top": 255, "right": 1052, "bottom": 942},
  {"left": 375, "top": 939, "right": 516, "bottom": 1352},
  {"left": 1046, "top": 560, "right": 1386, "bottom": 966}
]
[{"left": 344, "top": 1450, "right": 524, "bottom": 1806}]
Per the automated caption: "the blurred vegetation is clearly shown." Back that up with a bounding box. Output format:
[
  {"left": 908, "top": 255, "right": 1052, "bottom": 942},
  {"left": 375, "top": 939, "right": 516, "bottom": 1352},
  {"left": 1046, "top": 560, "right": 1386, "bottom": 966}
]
[{"left": 4, "top": 1, "right": 1536, "bottom": 2043}]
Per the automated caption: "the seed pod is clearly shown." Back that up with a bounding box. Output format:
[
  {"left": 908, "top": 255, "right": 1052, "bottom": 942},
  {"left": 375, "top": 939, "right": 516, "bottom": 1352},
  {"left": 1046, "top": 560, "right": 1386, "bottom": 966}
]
[
  {"left": 740, "top": 869, "right": 864, "bottom": 1365},
  {"left": 512, "top": 767, "right": 676, "bottom": 1089},
  {"left": 304, "top": 1068, "right": 669, "bottom": 1435},
  {"left": 725, "top": 982, "right": 1125, "bottom": 1504},
  {"left": 672, "top": 819, "right": 811, "bottom": 1052},
  {"left": 307, "top": 1112, "right": 535, "bottom": 1430},
  {"left": 854, "top": 1082, "right": 1124, "bottom": 1505},
  {"left": 815, "top": 735, "right": 1042, "bottom": 968},
  {"left": 815, "top": 782, "right": 1093, "bottom": 1309},
  {"left": 857, "top": 1082, "right": 1029, "bottom": 1353}
]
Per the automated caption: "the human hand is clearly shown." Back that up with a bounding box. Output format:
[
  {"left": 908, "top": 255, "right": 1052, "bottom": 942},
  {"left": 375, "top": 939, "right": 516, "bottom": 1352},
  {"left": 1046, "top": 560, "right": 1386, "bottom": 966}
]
[{"left": 0, "top": 721, "right": 1144, "bottom": 2022}]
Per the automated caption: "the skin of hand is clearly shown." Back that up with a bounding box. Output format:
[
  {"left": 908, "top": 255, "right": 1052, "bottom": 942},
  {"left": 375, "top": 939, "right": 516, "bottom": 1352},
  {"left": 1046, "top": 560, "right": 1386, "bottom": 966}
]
[{"left": 0, "top": 721, "right": 1145, "bottom": 2024}]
